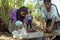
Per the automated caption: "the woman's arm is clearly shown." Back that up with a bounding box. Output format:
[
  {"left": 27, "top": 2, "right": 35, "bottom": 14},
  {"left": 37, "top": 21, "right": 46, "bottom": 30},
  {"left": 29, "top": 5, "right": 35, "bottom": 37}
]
[{"left": 50, "top": 16, "right": 56, "bottom": 28}]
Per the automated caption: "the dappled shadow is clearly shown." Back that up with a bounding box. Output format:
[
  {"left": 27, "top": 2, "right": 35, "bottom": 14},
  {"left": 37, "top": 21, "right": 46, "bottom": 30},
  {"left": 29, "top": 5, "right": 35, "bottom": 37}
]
[
  {"left": 0, "top": 32, "right": 13, "bottom": 40},
  {"left": 32, "top": 19, "right": 43, "bottom": 30},
  {"left": 0, "top": 31, "right": 12, "bottom": 37},
  {"left": 0, "top": 18, "right": 43, "bottom": 40}
]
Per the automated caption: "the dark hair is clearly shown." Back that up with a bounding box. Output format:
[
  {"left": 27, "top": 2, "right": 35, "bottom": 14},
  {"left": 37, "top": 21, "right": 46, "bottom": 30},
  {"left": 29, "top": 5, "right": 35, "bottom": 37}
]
[
  {"left": 44, "top": 0, "right": 51, "bottom": 3},
  {"left": 19, "top": 6, "right": 28, "bottom": 14},
  {"left": 16, "top": 6, "right": 28, "bottom": 22}
]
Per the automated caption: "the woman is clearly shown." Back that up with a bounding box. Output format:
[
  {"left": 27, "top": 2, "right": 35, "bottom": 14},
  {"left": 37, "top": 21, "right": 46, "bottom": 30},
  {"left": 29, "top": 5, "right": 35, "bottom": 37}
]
[
  {"left": 41, "top": 0, "right": 60, "bottom": 33},
  {"left": 8, "top": 6, "right": 28, "bottom": 33}
]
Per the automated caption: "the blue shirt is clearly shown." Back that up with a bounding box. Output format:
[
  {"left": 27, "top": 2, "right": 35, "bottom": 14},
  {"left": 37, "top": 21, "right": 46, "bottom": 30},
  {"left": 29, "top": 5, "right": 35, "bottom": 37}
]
[{"left": 26, "top": 15, "right": 33, "bottom": 20}]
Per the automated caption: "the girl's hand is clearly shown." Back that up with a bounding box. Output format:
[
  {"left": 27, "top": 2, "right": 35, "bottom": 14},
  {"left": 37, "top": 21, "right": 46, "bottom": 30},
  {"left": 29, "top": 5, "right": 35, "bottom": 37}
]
[
  {"left": 49, "top": 27, "right": 52, "bottom": 30},
  {"left": 48, "top": 27, "right": 53, "bottom": 33}
]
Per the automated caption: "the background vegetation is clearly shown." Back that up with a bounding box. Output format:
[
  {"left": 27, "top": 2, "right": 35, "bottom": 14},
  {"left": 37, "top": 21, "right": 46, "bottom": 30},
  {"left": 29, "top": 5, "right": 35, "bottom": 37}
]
[{"left": 0, "top": 0, "right": 43, "bottom": 28}]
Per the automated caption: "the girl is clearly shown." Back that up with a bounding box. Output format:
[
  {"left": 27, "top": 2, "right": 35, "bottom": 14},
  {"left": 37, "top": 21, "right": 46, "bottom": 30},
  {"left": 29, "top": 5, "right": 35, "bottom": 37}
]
[
  {"left": 26, "top": 11, "right": 33, "bottom": 29},
  {"left": 8, "top": 6, "right": 28, "bottom": 33}
]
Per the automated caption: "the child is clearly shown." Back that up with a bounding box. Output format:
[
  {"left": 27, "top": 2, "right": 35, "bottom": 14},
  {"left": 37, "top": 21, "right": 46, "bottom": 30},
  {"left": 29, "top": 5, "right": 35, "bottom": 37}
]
[{"left": 26, "top": 11, "right": 33, "bottom": 29}]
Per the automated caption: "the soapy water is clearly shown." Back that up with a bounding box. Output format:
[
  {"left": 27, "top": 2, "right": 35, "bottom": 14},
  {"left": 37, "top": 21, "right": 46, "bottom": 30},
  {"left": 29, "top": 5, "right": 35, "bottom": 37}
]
[{"left": 12, "top": 27, "right": 28, "bottom": 38}]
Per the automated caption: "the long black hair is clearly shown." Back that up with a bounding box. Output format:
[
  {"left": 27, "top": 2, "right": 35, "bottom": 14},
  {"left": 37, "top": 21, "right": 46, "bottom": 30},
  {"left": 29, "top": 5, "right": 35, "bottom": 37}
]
[{"left": 16, "top": 6, "right": 28, "bottom": 22}]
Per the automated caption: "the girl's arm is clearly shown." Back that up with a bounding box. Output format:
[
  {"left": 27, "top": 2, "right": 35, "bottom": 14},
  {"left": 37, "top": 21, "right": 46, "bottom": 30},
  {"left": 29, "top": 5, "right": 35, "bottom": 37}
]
[{"left": 50, "top": 16, "right": 56, "bottom": 28}]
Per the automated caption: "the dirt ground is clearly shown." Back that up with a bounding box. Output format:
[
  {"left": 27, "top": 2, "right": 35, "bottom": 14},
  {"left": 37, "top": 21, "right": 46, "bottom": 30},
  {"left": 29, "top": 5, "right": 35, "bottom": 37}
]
[
  {"left": 0, "top": 19, "right": 42, "bottom": 40},
  {"left": 0, "top": 26, "right": 41, "bottom": 40},
  {"left": 0, "top": 32, "right": 14, "bottom": 40}
]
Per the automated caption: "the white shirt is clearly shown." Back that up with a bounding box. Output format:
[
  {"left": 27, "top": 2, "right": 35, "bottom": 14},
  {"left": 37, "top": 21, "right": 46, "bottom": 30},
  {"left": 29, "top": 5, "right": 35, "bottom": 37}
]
[
  {"left": 52, "top": 0, "right": 60, "bottom": 15},
  {"left": 41, "top": 4, "right": 60, "bottom": 22}
]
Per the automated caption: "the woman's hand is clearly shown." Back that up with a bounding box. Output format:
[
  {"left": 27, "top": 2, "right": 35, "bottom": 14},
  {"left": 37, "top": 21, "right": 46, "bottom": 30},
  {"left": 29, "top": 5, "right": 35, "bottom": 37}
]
[
  {"left": 44, "top": 27, "right": 53, "bottom": 33},
  {"left": 48, "top": 27, "right": 53, "bottom": 33},
  {"left": 43, "top": 27, "right": 47, "bottom": 32}
]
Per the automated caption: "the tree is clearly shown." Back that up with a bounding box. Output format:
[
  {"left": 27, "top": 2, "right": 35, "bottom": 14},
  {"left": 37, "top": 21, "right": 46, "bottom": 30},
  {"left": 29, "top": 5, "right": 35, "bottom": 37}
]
[
  {"left": 0, "top": 0, "right": 25, "bottom": 25},
  {"left": 25, "top": 3, "right": 34, "bottom": 12}
]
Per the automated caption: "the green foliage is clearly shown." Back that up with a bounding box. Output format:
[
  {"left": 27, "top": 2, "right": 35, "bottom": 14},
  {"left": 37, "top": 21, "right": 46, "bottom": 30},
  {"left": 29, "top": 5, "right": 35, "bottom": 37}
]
[
  {"left": 0, "top": 0, "right": 43, "bottom": 26},
  {"left": 25, "top": 3, "right": 34, "bottom": 12},
  {"left": 0, "top": 0, "right": 24, "bottom": 25},
  {"left": 34, "top": 13, "right": 42, "bottom": 21}
]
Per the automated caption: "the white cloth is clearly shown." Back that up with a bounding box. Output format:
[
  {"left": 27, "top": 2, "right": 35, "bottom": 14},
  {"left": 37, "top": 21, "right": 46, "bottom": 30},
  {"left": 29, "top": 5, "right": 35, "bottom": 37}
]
[{"left": 12, "top": 27, "right": 27, "bottom": 38}]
